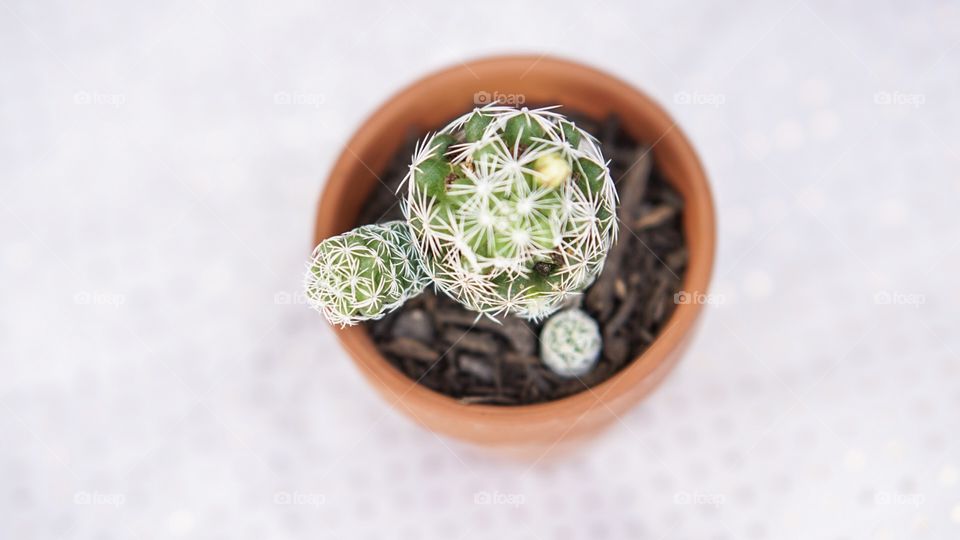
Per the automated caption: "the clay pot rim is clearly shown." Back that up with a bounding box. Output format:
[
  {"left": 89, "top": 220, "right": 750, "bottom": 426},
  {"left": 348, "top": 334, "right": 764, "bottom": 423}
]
[{"left": 314, "top": 54, "right": 715, "bottom": 424}]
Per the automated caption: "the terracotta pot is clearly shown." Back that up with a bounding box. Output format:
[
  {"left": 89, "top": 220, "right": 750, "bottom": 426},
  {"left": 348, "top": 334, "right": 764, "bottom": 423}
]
[{"left": 313, "top": 55, "right": 715, "bottom": 455}]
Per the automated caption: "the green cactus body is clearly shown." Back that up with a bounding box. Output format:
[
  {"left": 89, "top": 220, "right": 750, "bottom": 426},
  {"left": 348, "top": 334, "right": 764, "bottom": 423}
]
[
  {"left": 304, "top": 221, "right": 429, "bottom": 326},
  {"left": 305, "top": 104, "right": 618, "bottom": 325},
  {"left": 405, "top": 105, "right": 618, "bottom": 320}
]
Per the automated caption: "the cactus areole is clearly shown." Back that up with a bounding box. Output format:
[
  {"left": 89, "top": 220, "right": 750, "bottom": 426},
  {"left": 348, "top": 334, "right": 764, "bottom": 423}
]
[{"left": 306, "top": 105, "right": 619, "bottom": 326}]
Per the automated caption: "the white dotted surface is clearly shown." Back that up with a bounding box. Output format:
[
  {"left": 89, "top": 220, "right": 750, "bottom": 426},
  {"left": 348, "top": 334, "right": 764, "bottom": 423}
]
[{"left": 1, "top": 1, "right": 959, "bottom": 539}]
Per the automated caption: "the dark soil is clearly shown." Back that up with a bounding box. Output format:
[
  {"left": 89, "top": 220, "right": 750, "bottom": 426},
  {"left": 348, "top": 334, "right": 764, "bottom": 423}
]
[{"left": 358, "top": 111, "right": 687, "bottom": 405}]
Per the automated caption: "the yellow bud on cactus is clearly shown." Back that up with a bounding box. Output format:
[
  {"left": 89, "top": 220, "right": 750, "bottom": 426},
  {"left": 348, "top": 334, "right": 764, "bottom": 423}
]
[{"left": 532, "top": 152, "right": 572, "bottom": 189}]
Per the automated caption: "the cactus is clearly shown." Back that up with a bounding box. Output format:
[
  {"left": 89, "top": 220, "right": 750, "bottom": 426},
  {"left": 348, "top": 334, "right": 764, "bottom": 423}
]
[
  {"left": 304, "top": 222, "right": 429, "bottom": 326},
  {"left": 306, "top": 104, "right": 618, "bottom": 325},
  {"left": 539, "top": 308, "right": 602, "bottom": 377}
]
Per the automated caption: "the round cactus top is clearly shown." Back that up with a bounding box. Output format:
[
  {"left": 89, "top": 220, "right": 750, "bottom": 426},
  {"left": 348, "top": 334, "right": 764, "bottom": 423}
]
[
  {"left": 539, "top": 308, "right": 602, "bottom": 377},
  {"left": 403, "top": 105, "right": 618, "bottom": 321}
]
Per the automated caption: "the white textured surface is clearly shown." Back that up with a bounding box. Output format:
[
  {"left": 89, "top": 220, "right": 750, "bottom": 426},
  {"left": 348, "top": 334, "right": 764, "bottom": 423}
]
[{"left": 2, "top": 1, "right": 959, "bottom": 538}]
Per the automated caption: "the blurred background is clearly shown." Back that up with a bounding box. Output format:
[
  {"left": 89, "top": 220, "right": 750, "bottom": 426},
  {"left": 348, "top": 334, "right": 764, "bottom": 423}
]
[{"left": 2, "top": 0, "right": 959, "bottom": 538}]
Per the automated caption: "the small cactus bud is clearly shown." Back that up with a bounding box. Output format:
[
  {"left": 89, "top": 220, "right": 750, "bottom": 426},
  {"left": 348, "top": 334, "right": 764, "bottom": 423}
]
[
  {"left": 539, "top": 308, "right": 602, "bottom": 377},
  {"left": 532, "top": 152, "right": 572, "bottom": 189}
]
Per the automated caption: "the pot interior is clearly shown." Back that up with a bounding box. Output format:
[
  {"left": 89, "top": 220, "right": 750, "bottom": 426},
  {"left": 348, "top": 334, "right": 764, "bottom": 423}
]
[{"left": 312, "top": 56, "right": 714, "bottom": 443}]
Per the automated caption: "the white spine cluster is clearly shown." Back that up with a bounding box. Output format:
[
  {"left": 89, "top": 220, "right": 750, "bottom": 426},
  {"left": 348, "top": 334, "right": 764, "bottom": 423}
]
[
  {"left": 304, "top": 221, "right": 428, "bottom": 326},
  {"left": 402, "top": 104, "right": 618, "bottom": 321},
  {"left": 539, "top": 308, "right": 602, "bottom": 377}
]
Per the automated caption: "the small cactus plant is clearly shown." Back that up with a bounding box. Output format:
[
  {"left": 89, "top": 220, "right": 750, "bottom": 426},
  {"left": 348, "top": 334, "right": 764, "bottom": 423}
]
[
  {"left": 539, "top": 308, "right": 602, "bottom": 377},
  {"left": 306, "top": 104, "right": 618, "bottom": 325},
  {"left": 304, "top": 222, "right": 429, "bottom": 326}
]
